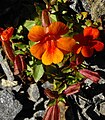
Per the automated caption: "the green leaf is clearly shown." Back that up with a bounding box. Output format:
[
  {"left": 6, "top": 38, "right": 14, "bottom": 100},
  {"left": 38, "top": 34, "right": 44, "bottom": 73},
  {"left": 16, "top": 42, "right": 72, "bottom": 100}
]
[
  {"left": 48, "top": 99, "right": 56, "bottom": 107},
  {"left": 24, "top": 20, "right": 35, "bottom": 30},
  {"left": 58, "top": 84, "right": 67, "bottom": 94},
  {"left": 15, "top": 50, "right": 25, "bottom": 55},
  {"left": 14, "top": 43, "right": 27, "bottom": 50},
  {"left": 58, "top": 96, "right": 66, "bottom": 103},
  {"left": 50, "top": 14, "right": 57, "bottom": 22},
  {"left": 85, "top": 20, "right": 92, "bottom": 27},
  {"left": 54, "top": 80, "right": 62, "bottom": 90},
  {"left": 33, "top": 64, "right": 44, "bottom": 82}
]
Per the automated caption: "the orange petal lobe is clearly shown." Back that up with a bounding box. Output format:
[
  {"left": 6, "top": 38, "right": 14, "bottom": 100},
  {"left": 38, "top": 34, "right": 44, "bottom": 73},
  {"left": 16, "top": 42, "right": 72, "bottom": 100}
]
[
  {"left": 92, "top": 40, "right": 104, "bottom": 51},
  {"left": 73, "top": 44, "right": 82, "bottom": 54},
  {"left": 91, "top": 28, "right": 99, "bottom": 39},
  {"left": 1, "top": 27, "right": 14, "bottom": 41},
  {"left": 30, "top": 43, "right": 46, "bottom": 59},
  {"left": 48, "top": 22, "right": 69, "bottom": 35},
  {"left": 42, "top": 47, "right": 63, "bottom": 65},
  {"left": 84, "top": 27, "right": 92, "bottom": 37},
  {"left": 42, "top": 40, "right": 63, "bottom": 65},
  {"left": 81, "top": 46, "right": 94, "bottom": 57},
  {"left": 57, "top": 37, "right": 76, "bottom": 53},
  {"left": 53, "top": 47, "right": 64, "bottom": 64},
  {"left": 84, "top": 27, "right": 99, "bottom": 39},
  {"left": 28, "top": 26, "right": 46, "bottom": 42}
]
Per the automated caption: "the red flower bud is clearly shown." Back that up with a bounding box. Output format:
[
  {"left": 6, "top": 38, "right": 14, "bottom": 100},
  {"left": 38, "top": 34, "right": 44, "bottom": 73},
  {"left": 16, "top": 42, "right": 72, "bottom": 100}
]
[
  {"left": 64, "top": 83, "right": 80, "bottom": 96},
  {"left": 2, "top": 41, "right": 15, "bottom": 62},
  {"left": 42, "top": 9, "right": 50, "bottom": 27},
  {"left": 43, "top": 103, "right": 60, "bottom": 120},
  {"left": 79, "top": 69, "right": 100, "bottom": 83},
  {"left": 14, "top": 55, "right": 26, "bottom": 75}
]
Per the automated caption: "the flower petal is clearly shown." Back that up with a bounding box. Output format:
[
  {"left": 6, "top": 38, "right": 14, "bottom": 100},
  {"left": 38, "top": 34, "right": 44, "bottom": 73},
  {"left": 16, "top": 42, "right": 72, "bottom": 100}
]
[
  {"left": 30, "top": 43, "right": 46, "bottom": 59},
  {"left": 84, "top": 27, "right": 99, "bottom": 39},
  {"left": 28, "top": 26, "right": 46, "bottom": 42},
  {"left": 53, "top": 48, "right": 64, "bottom": 64},
  {"left": 48, "top": 22, "right": 69, "bottom": 35},
  {"left": 81, "top": 46, "right": 94, "bottom": 57},
  {"left": 42, "top": 47, "right": 63, "bottom": 65},
  {"left": 84, "top": 27, "right": 92, "bottom": 37},
  {"left": 73, "top": 44, "right": 82, "bottom": 54},
  {"left": 92, "top": 40, "right": 104, "bottom": 51},
  {"left": 42, "top": 40, "right": 64, "bottom": 65},
  {"left": 57, "top": 37, "right": 76, "bottom": 53},
  {"left": 73, "top": 34, "right": 84, "bottom": 43},
  {"left": 91, "top": 28, "right": 100, "bottom": 39},
  {"left": 1, "top": 27, "right": 14, "bottom": 41}
]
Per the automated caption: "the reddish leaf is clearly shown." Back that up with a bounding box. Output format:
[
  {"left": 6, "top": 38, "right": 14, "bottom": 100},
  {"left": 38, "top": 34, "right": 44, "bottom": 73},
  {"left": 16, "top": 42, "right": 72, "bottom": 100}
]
[
  {"left": 43, "top": 103, "right": 60, "bottom": 120},
  {"left": 2, "top": 41, "right": 15, "bottom": 62},
  {"left": 64, "top": 83, "right": 80, "bottom": 96},
  {"left": 79, "top": 69, "right": 100, "bottom": 83}
]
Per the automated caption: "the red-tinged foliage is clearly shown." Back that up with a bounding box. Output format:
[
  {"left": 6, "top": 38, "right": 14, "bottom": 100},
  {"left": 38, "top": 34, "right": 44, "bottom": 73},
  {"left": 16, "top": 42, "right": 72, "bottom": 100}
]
[
  {"left": 14, "top": 55, "right": 26, "bottom": 75},
  {"left": 43, "top": 103, "right": 60, "bottom": 120},
  {"left": 79, "top": 69, "right": 100, "bottom": 83},
  {"left": 44, "top": 88, "right": 58, "bottom": 99},
  {"left": 64, "top": 83, "right": 81, "bottom": 96}
]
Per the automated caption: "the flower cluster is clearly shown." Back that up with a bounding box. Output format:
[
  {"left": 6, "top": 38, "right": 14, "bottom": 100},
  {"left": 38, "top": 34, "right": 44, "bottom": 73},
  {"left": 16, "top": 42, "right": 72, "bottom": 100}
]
[
  {"left": 26, "top": 9, "right": 105, "bottom": 120},
  {"left": 0, "top": 2, "right": 105, "bottom": 120}
]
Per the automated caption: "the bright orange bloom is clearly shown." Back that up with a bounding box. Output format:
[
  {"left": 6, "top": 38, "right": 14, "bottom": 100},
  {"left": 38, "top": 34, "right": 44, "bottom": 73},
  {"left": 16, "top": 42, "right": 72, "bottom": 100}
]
[
  {"left": 0, "top": 27, "right": 14, "bottom": 41},
  {"left": 28, "top": 22, "right": 76, "bottom": 65},
  {"left": 0, "top": 27, "right": 15, "bottom": 62},
  {"left": 73, "top": 27, "right": 104, "bottom": 57}
]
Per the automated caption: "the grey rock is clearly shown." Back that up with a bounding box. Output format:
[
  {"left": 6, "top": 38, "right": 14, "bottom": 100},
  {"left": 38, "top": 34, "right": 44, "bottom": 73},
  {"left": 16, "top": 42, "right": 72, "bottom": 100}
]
[
  {"left": 34, "top": 110, "right": 45, "bottom": 118},
  {"left": 42, "top": 81, "right": 53, "bottom": 90},
  {"left": 81, "top": 0, "right": 105, "bottom": 21},
  {"left": 69, "top": 0, "right": 105, "bottom": 21},
  {"left": 27, "top": 83, "right": 40, "bottom": 102},
  {"left": 90, "top": 0, "right": 105, "bottom": 21},
  {"left": 0, "top": 89, "right": 22, "bottom": 120},
  {"left": 99, "top": 102, "right": 105, "bottom": 115}
]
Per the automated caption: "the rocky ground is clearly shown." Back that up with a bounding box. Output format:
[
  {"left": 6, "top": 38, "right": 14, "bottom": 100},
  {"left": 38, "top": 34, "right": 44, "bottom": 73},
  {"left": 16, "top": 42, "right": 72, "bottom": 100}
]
[{"left": 0, "top": 0, "right": 105, "bottom": 120}]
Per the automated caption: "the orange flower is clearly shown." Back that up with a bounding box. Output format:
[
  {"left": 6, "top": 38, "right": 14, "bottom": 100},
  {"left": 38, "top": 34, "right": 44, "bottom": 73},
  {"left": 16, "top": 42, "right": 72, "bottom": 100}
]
[
  {"left": 28, "top": 22, "right": 76, "bottom": 65},
  {"left": 0, "top": 27, "right": 14, "bottom": 41},
  {"left": 73, "top": 27, "right": 104, "bottom": 57},
  {"left": 0, "top": 27, "right": 15, "bottom": 62}
]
